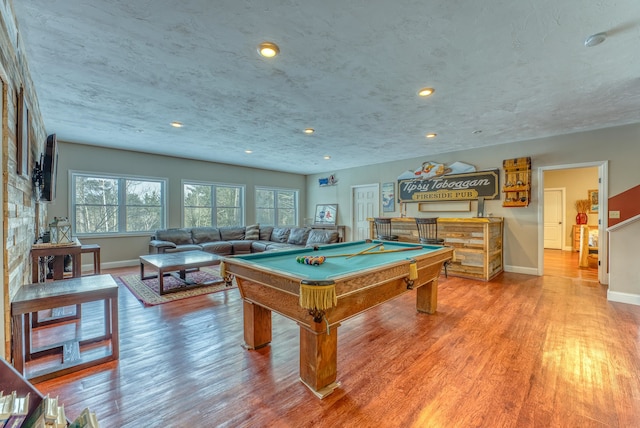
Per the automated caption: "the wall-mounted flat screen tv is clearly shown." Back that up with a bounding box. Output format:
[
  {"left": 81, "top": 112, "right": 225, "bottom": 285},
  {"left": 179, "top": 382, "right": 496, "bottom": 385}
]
[{"left": 41, "top": 133, "right": 58, "bottom": 202}]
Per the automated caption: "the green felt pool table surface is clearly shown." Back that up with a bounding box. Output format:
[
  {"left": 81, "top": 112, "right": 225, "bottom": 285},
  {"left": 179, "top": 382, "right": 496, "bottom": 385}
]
[{"left": 228, "top": 240, "right": 443, "bottom": 280}]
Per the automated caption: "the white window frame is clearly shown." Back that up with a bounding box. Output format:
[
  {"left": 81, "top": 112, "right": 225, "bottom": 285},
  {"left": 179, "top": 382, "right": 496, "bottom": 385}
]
[
  {"left": 182, "top": 180, "right": 246, "bottom": 227},
  {"left": 255, "top": 186, "right": 299, "bottom": 227},
  {"left": 70, "top": 171, "right": 167, "bottom": 237}
]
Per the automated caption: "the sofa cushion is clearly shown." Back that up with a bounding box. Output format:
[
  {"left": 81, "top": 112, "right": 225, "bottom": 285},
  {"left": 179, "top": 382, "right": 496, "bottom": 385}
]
[
  {"left": 305, "top": 229, "right": 339, "bottom": 246},
  {"left": 259, "top": 226, "right": 273, "bottom": 241},
  {"left": 201, "top": 241, "right": 232, "bottom": 255},
  {"left": 250, "top": 241, "right": 272, "bottom": 252},
  {"left": 229, "top": 240, "right": 252, "bottom": 254},
  {"left": 219, "top": 227, "right": 245, "bottom": 240},
  {"left": 163, "top": 244, "right": 203, "bottom": 253},
  {"left": 244, "top": 224, "right": 260, "bottom": 240},
  {"left": 191, "top": 227, "right": 221, "bottom": 244},
  {"left": 155, "top": 228, "right": 193, "bottom": 245},
  {"left": 264, "top": 242, "right": 294, "bottom": 251},
  {"left": 288, "top": 227, "right": 311, "bottom": 245},
  {"left": 270, "top": 227, "right": 290, "bottom": 243}
]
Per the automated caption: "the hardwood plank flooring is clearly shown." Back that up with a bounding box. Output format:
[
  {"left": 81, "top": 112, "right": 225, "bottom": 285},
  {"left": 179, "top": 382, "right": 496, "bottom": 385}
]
[{"left": 29, "top": 251, "right": 640, "bottom": 427}]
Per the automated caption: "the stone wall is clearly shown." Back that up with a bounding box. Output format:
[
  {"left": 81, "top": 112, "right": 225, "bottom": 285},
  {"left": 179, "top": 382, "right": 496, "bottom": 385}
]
[{"left": 1, "top": 2, "right": 47, "bottom": 358}]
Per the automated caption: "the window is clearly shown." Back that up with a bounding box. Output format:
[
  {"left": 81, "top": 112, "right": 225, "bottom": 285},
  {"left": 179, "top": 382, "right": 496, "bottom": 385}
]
[
  {"left": 183, "top": 181, "right": 244, "bottom": 227},
  {"left": 72, "top": 172, "right": 166, "bottom": 235},
  {"left": 256, "top": 187, "right": 298, "bottom": 226}
]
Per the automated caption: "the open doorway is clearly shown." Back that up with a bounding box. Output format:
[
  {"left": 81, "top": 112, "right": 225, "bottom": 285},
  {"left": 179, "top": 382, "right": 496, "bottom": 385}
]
[{"left": 538, "top": 161, "right": 608, "bottom": 284}]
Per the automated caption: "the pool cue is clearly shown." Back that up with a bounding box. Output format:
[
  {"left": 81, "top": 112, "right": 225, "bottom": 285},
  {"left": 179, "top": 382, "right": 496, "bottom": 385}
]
[
  {"left": 321, "top": 246, "right": 423, "bottom": 258},
  {"left": 345, "top": 243, "right": 383, "bottom": 259},
  {"left": 371, "top": 246, "right": 423, "bottom": 254}
]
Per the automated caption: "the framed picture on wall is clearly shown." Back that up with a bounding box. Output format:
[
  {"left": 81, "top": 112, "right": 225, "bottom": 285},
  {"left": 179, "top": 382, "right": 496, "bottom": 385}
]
[
  {"left": 588, "top": 189, "right": 598, "bottom": 213},
  {"left": 382, "top": 182, "right": 395, "bottom": 212},
  {"left": 314, "top": 204, "right": 338, "bottom": 225},
  {"left": 16, "top": 87, "right": 29, "bottom": 178}
]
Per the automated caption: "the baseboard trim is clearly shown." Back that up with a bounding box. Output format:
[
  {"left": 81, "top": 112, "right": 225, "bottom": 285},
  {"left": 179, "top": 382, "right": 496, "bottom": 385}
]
[
  {"left": 504, "top": 265, "right": 539, "bottom": 276},
  {"left": 83, "top": 259, "right": 139, "bottom": 272},
  {"left": 607, "top": 290, "right": 640, "bottom": 307}
]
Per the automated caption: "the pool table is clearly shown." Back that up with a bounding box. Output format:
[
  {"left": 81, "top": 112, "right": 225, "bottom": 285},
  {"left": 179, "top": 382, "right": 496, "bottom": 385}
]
[{"left": 221, "top": 239, "right": 453, "bottom": 398}]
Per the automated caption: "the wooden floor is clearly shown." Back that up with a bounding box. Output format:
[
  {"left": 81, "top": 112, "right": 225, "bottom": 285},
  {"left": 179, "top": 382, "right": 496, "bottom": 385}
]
[{"left": 30, "top": 250, "right": 640, "bottom": 427}]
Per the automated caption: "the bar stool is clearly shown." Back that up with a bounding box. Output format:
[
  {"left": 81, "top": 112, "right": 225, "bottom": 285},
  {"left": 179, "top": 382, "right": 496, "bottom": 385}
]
[
  {"left": 374, "top": 218, "right": 399, "bottom": 241},
  {"left": 415, "top": 218, "right": 444, "bottom": 245},
  {"left": 80, "top": 244, "right": 101, "bottom": 275},
  {"left": 416, "top": 217, "right": 449, "bottom": 277}
]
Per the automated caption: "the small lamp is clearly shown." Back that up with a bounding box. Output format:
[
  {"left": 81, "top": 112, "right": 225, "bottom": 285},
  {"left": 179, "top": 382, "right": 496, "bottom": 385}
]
[{"left": 49, "top": 217, "right": 73, "bottom": 244}]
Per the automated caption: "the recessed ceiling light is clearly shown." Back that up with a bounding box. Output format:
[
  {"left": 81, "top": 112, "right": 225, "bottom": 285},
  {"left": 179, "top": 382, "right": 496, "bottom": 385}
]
[
  {"left": 170, "top": 121, "right": 183, "bottom": 128},
  {"left": 425, "top": 133, "right": 437, "bottom": 139},
  {"left": 245, "top": 150, "right": 253, "bottom": 154},
  {"left": 584, "top": 32, "right": 607, "bottom": 47},
  {"left": 323, "top": 155, "right": 331, "bottom": 160},
  {"left": 258, "top": 42, "right": 280, "bottom": 58},
  {"left": 418, "top": 87, "right": 435, "bottom": 97},
  {"left": 304, "top": 128, "right": 315, "bottom": 134}
]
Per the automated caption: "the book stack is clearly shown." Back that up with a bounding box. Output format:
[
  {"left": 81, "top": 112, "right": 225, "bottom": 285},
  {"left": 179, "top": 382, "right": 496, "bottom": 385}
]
[
  {"left": 20, "top": 395, "right": 66, "bottom": 428},
  {"left": 0, "top": 391, "right": 30, "bottom": 428},
  {"left": 68, "top": 408, "right": 99, "bottom": 428}
]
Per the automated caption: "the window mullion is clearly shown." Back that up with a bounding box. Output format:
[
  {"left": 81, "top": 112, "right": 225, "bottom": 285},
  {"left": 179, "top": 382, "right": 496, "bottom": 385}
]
[
  {"left": 119, "top": 179, "right": 126, "bottom": 233},
  {"left": 211, "top": 185, "right": 216, "bottom": 227}
]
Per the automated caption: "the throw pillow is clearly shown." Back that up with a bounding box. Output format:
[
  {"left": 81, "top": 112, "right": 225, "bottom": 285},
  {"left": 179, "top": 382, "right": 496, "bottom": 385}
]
[
  {"left": 271, "top": 227, "right": 291, "bottom": 243},
  {"left": 245, "top": 224, "right": 260, "bottom": 240},
  {"left": 288, "top": 227, "right": 311, "bottom": 245},
  {"left": 259, "top": 226, "right": 273, "bottom": 241}
]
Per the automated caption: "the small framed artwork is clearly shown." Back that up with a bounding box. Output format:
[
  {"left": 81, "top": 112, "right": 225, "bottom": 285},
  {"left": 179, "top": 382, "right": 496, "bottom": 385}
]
[
  {"left": 588, "top": 189, "right": 598, "bottom": 213},
  {"left": 382, "top": 182, "right": 395, "bottom": 212},
  {"left": 314, "top": 204, "right": 338, "bottom": 225},
  {"left": 16, "top": 87, "right": 29, "bottom": 178}
]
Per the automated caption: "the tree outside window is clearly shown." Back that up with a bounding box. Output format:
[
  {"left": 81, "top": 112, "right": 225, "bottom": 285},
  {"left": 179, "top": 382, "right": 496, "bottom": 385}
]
[
  {"left": 256, "top": 188, "right": 298, "bottom": 226},
  {"left": 73, "top": 173, "right": 165, "bottom": 235},
  {"left": 183, "top": 182, "right": 244, "bottom": 227}
]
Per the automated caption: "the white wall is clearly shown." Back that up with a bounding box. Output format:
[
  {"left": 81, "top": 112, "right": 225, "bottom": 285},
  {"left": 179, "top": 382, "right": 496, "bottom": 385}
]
[
  {"left": 306, "top": 122, "right": 640, "bottom": 273},
  {"left": 608, "top": 216, "right": 640, "bottom": 303}
]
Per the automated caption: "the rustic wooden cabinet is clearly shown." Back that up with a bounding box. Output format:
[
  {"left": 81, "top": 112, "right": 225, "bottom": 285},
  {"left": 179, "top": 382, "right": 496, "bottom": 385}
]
[
  {"left": 367, "top": 217, "right": 504, "bottom": 281},
  {"left": 437, "top": 218, "right": 504, "bottom": 281}
]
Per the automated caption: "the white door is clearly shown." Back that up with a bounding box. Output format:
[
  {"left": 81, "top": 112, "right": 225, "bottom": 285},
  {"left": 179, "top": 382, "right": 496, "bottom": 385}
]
[
  {"left": 352, "top": 184, "right": 379, "bottom": 241},
  {"left": 544, "top": 188, "right": 564, "bottom": 249}
]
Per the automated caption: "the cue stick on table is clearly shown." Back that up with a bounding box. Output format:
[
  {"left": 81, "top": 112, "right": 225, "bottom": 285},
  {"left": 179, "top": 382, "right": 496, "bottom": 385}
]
[
  {"left": 321, "top": 246, "right": 424, "bottom": 258},
  {"left": 345, "top": 243, "right": 383, "bottom": 259}
]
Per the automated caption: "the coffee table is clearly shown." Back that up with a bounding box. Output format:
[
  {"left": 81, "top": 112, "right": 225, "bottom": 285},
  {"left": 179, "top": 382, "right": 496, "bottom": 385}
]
[{"left": 139, "top": 250, "right": 224, "bottom": 295}]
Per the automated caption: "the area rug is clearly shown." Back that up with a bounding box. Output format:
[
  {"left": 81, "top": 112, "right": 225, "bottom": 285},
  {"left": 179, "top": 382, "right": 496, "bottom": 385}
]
[{"left": 117, "top": 266, "right": 235, "bottom": 306}]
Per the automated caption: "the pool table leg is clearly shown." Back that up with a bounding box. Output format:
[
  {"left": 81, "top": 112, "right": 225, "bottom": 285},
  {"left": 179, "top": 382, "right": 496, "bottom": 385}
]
[
  {"left": 299, "top": 324, "right": 341, "bottom": 399},
  {"left": 242, "top": 301, "right": 272, "bottom": 349},
  {"left": 416, "top": 278, "right": 438, "bottom": 314}
]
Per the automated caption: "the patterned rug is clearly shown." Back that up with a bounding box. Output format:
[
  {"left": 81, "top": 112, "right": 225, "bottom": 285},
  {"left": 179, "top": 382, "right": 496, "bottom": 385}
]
[{"left": 117, "top": 266, "right": 236, "bottom": 306}]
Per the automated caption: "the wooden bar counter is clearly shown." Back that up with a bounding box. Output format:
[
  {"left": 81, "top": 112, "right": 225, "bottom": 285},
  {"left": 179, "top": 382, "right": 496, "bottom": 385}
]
[{"left": 368, "top": 217, "right": 504, "bottom": 281}]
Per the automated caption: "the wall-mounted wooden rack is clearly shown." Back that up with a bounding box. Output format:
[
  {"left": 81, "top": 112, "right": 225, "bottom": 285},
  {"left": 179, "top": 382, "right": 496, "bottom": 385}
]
[{"left": 502, "top": 157, "right": 531, "bottom": 207}]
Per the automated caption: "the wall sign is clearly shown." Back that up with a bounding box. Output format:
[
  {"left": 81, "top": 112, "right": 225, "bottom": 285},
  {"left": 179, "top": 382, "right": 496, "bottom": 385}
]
[
  {"left": 397, "top": 161, "right": 499, "bottom": 203},
  {"left": 318, "top": 174, "right": 338, "bottom": 186}
]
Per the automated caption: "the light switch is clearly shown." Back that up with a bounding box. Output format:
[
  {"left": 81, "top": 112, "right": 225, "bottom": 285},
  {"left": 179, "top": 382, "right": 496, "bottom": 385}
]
[{"left": 609, "top": 210, "right": 620, "bottom": 219}]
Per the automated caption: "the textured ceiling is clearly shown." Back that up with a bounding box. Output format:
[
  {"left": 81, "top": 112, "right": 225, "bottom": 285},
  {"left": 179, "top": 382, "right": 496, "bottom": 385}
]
[{"left": 12, "top": 0, "right": 640, "bottom": 175}]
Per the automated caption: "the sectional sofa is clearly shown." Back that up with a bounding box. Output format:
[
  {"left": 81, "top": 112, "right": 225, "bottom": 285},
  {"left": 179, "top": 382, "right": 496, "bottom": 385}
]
[{"left": 148, "top": 225, "right": 340, "bottom": 256}]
